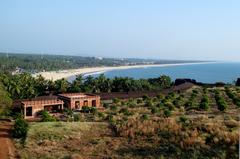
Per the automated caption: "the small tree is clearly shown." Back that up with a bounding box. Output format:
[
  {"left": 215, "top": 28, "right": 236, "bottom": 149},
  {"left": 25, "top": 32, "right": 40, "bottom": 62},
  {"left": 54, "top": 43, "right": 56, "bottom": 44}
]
[{"left": 13, "top": 117, "right": 29, "bottom": 139}]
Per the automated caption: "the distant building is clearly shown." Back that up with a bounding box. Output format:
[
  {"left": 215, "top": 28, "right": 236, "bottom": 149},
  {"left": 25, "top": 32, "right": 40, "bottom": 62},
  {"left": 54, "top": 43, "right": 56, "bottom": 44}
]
[
  {"left": 11, "top": 67, "right": 25, "bottom": 75},
  {"left": 58, "top": 93, "right": 100, "bottom": 110},
  {"left": 16, "top": 93, "right": 101, "bottom": 119}
]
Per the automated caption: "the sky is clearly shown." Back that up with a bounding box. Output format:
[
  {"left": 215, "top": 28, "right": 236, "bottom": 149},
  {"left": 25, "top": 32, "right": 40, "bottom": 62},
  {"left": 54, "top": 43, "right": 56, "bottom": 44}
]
[{"left": 0, "top": 0, "right": 239, "bottom": 61}]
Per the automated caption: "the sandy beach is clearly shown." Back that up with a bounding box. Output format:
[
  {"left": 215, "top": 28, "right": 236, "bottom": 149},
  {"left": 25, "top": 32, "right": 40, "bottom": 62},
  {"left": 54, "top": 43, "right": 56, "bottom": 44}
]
[{"left": 32, "top": 62, "right": 216, "bottom": 81}]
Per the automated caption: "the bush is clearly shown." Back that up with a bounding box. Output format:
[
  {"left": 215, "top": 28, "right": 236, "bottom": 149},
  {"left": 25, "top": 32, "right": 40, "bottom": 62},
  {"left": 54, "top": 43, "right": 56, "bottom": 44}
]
[
  {"left": 179, "top": 115, "right": 188, "bottom": 123},
  {"left": 106, "top": 115, "right": 114, "bottom": 122},
  {"left": 13, "top": 117, "right": 28, "bottom": 139},
  {"left": 163, "top": 109, "right": 171, "bottom": 117},
  {"left": 82, "top": 106, "right": 91, "bottom": 113},
  {"left": 73, "top": 114, "right": 81, "bottom": 121},
  {"left": 150, "top": 106, "right": 159, "bottom": 114},
  {"left": 113, "top": 98, "right": 120, "bottom": 104},
  {"left": 199, "top": 95, "right": 209, "bottom": 110},
  {"left": 90, "top": 107, "right": 98, "bottom": 115},
  {"left": 192, "top": 90, "right": 198, "bottom": 94},
  {"left": 141, "top": 114, "right": 149, "bottom": 120},
  {"left": 215, "top": 90, "right": 227, "bottom": 111},
  {"left": 137, "top": 98, "right": 143, "bottom": 104},
  {"left": 157, "top": 94, "right": 164, "bottom": 99},
  {"left": 103, "top": 103, "right": 109, "bottom": 108},
  {"left": 110, "top": 105, "right": 117, "bottom": 111},
  {"left": 145, "top": 100, "right": 153, "bottom": 107},
  {"left": 199, "top": 102, "right": 209, "bottom": 110},
  {"left": 64, "top": 108, "right": 73, "bottom": 117},
  {"left": 165, "top": 102, "right": 175, "bottom": 110},
  {"left": 40, "top": 111, "right": 56, "bottom": 122},
  {"left": 119, "top": 108, "right": 133, "bottom": 116},
  {"left": 142, "top": 94, "right": 149, "bottom": 101},
  {"left": 98, "top": 112, "right": 105, "bottom": 118}
]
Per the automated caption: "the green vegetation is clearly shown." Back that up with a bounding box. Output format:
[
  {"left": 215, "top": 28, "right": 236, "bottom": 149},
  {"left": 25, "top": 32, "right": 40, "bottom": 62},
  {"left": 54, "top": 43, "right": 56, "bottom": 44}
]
[
  {"left": 13, "top": 117, "right": 29, "bottom": 139},
  {"left": 0, "top": 52, "right": 196, "bottom": 73},
  {"left": 199, "top": 95, "right": 209, "bottom": 110},
  {"left": 225, "top": 87, "right": 240, "bottom": 107},
  {"left": 0, "top": 82, "right": 12, "bottom": 116},
  {"left": 14, "top": 86, "right": 240, "bottom": 158},
  {"left": 40, "top": 111, "right": 57, "bottom": 122},
  {"left": 0, "top": 73, "right": 172, "bottom": 100},
  {"left": 215, "top": 90, "right": 227, "bottom": 111}
]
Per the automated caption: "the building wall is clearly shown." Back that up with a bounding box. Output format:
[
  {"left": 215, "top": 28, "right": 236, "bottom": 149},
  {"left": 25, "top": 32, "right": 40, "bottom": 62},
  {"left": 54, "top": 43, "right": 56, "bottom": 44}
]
[
  {"left": 68, "top": 97, "right": 101, "bottom": 109},
  {"left": 23, "top": 103, "right": 63, "bottom": 119},
  {"left": 23, "top": 104, "right": 44, "bottom": 119}
]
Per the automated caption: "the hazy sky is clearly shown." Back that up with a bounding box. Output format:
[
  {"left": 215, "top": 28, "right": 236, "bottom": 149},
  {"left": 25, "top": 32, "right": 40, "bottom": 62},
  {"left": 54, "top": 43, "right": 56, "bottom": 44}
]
[{"left": 0, "top": 0, "right": 239, "bottom": 61}]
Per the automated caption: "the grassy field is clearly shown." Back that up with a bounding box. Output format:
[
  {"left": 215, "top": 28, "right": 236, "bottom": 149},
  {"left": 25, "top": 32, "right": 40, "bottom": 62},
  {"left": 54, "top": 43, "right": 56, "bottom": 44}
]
[{"left": 15, "top": 86, "right": 240, "bottom": 159}]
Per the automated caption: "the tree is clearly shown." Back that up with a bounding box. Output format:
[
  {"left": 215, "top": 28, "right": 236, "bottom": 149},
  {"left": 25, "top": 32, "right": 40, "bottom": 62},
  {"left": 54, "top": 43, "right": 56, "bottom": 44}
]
[
  {"left": 148, "top": 75, "right": 172, "bottom": 89},
  {"left": 0, "top": 82, "right": 12, "bottom": 115},
  {"left": 54, "top": 78, "right": 69, "bottom": 93},
  {"left": 70, "top": 75, "right": 84, "bottom": 92}
]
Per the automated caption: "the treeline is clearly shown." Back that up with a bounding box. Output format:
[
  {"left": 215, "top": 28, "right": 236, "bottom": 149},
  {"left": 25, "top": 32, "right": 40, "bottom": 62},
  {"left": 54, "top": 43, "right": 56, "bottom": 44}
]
[
  {"left": 0, "top": 52, "right": 200, "bottom": 73},
  {"left": 0, "top": 73, "right": 172, "bottom": 100}
]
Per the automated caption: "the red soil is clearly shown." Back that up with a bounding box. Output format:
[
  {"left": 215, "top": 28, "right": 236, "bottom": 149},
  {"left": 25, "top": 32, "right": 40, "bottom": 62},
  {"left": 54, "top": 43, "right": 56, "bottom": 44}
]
[{"left": 0, "top": 121, "right": 16, "bottom": 159}]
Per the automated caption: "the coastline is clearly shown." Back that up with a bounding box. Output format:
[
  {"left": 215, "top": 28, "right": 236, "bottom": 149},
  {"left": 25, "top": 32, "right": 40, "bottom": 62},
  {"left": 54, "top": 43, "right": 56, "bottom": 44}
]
[{"left": 32, "top": 62, "right": 217, "bottom": 81}]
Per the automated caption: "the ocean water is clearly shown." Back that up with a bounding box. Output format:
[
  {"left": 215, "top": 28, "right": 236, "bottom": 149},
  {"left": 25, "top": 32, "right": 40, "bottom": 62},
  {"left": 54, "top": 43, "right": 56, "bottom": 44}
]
[{"left": 90, "top": 62, "right": 240, "bottom": 84}]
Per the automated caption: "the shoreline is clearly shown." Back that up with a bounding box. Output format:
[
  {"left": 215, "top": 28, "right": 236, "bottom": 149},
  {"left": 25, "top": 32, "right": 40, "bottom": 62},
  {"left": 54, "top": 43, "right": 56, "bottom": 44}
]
[{"left": 32, "top": 62, "right": 218, "bottom": 81}]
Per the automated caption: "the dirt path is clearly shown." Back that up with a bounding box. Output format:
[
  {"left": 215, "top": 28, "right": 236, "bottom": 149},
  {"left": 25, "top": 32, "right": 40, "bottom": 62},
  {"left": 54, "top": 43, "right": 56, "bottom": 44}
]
[{"left": 0, "top": 121, "right": 17, "bottom": 159}]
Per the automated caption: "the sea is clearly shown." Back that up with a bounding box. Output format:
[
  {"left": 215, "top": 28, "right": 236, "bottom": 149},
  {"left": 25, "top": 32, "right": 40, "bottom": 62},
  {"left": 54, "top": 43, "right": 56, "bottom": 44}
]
[{"left": 70, "top": 62, "right": 240, "bottom": 84}]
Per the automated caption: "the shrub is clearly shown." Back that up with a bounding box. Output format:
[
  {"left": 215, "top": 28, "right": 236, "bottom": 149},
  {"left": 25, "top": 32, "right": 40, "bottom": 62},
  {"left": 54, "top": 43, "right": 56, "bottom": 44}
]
[
  {"left": 40, "top": 111, "right": 56, "bottom": 122},
  {"left": 73, "top": 114, "right": 81, "bottom": 121},
  {"left": 64, "top": 108, "right": 73, "bottom": 117},
  {"left": 145, "top": 100, "right": 153, "bottom": 107},
  {"left": 103, "top": 103, "right": 109, "bottom": 108},
  {"left": 13, "top": 117, "right": 29, "bottom": 139},
  {"left": 142, "top": 94, "right": 149, "bottom": 101},
  {"left": 90, "top": 107, "right": 98, "bottom": 115},
  {"left": 215, "top": 90, "right": 227, "bottom": 111},
  {"left": 150, "top": 106, "right": 159, "bottom": 114},
  {"left": 179, "top": 115, "right": 188, "bottom": 123},
  {"left": 137, "top": 98, "right": 143, "bottom": 104},
  {"left": 192, "top": 90, "right": 198, "bottom": 94},
  {"left": 98, "top": 112, "right": 105, "bottom": 118},
  {"left": 165, "top": 102, "right": 175, "bottom": 110},
  {"left": 156, "top": 102, "right": 164, "bottom": 108},
  {"left": 119, "top": 108, "right": 133, "bottom": 116},
  {"left": 82, "top": 106, "right": 90, "bottom": 113},
  {"left": 106, "top": 115, "right": 114, "bottom": 122},
  {"left": 173, "top": 99, "right": 181, "bottom": 108},
  {"left": 127, "top": 101, "right": 136, "bottom": 108},
  {"left": 199, "top": 95, "right": 209, "bottom": 110},
  {"left": 141, "top": 114, "right": 149, "bottom": 120},
  {"left": 113, "top": 98, "right": 120, "bottom": 104},
  {"left": 110, "top": 105, "right": 117, "bottom": 111},
  {"left": 157, "top": 94, "right": 164, "bottom": 99},
  {"left": 163, "top": 109, "right": 171, "bottom": 118},
  {"left": 199, "top": 102, "right": 209, "bottom": 110},
  {"left": 225, "top": 87, "right": 240, "bottom": 107}
]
